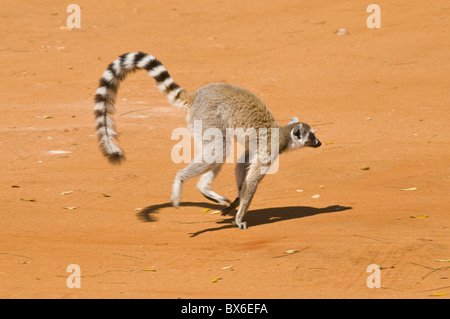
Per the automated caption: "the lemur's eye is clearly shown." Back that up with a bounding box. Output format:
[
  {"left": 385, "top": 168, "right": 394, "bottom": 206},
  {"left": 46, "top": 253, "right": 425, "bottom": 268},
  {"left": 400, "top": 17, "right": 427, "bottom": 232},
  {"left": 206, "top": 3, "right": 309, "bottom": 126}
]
[{"left": 292, "top": 126, "right": 301, "bottom": 139}]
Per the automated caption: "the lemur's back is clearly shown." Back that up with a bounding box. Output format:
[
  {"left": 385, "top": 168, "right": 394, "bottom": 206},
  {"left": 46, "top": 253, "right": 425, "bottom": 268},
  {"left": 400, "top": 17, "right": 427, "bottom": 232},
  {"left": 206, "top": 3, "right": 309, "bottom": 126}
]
[{"left": 188, "top": 83, "right": 279, "bottom": 132}]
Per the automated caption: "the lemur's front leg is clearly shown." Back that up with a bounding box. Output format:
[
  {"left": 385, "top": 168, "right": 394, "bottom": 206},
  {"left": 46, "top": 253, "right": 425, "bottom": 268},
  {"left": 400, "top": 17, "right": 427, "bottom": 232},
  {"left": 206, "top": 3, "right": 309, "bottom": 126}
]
[{"left": 233, "top": 161, "right": 265, "bottom": 229}]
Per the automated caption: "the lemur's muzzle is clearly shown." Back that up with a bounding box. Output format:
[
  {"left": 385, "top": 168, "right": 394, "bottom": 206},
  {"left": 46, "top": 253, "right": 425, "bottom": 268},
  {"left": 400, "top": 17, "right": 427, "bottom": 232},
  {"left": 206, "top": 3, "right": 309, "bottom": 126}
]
[{"left": 312, "top": 139, "right": 321, "bottom": 148}]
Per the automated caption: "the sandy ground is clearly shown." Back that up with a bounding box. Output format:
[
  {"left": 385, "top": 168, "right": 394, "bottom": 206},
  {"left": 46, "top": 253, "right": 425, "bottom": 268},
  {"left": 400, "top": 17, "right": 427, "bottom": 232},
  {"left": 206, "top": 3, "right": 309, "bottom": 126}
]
[{"left": 1, "top": 0, "right": 449, "bottom": 299}]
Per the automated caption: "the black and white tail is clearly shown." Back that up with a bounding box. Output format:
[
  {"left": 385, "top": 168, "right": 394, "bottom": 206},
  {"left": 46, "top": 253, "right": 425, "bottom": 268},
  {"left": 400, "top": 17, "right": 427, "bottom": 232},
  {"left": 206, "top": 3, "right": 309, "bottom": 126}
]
[{"left": 94, "top": 52, "right": 187, "bottom": 164}]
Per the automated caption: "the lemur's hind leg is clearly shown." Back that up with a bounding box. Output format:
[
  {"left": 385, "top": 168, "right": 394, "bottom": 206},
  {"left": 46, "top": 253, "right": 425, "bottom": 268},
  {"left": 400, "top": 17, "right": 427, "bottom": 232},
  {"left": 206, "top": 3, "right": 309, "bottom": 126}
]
[
  {"left": 172, "top": 136, "right": 228, "bottom": 208},
  {"left": 172, "top": 157, "right": 221, "bottom": 208},
  {"left": 197, "top": 165, "right": 230, "bottom": 206}
]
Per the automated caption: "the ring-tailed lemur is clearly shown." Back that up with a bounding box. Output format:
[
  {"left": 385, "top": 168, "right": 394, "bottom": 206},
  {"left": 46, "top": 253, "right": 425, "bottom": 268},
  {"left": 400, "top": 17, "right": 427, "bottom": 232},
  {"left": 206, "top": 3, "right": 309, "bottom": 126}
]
[{"left": 94, "top": 52, "right": 321, "bottom": 229}]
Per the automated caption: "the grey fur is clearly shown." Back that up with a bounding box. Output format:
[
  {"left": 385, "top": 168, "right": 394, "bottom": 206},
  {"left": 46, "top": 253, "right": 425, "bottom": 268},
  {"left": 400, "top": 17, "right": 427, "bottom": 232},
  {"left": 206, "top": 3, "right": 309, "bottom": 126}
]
[{"left": 94, "top": 52, "right": 321, "bottom": 229}]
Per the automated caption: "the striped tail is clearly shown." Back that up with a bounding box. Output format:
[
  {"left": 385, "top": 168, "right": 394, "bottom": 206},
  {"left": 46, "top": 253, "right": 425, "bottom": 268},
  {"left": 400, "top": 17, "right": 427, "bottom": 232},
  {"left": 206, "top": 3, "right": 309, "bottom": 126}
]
[{"left": 94, "top": 52, "right": 187, "bottom": 164}]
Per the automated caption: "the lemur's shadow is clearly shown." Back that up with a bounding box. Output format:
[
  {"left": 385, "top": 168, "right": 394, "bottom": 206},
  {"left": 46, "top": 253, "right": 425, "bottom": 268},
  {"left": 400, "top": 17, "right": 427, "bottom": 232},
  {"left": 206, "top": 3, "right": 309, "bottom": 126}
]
[
  {"left": 136, "top": 201, "right": 223, "bottom": 222},
  {"left": 137, "top": 202, "right": 352, "bottom": 237}
]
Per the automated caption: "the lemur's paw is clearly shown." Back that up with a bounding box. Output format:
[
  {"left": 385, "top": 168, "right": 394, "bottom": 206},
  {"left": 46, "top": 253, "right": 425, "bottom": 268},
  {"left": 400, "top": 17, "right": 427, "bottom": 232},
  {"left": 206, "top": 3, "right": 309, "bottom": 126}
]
[
  {"left": 238, "top": 222, "right": 248, "bottom": 230},
  {"left": 232, "top": 220, "right": 247, "bottom": 230}
]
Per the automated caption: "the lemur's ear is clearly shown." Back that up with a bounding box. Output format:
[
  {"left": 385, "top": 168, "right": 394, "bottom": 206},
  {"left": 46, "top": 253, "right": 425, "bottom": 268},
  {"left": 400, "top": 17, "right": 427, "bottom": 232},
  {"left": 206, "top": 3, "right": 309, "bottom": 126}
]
[
  {"left": 291, "top": 123, "right": 304, "bottom": 140},
  {"left": 289, "top": 117, "right": 299, "bottom": 124}
]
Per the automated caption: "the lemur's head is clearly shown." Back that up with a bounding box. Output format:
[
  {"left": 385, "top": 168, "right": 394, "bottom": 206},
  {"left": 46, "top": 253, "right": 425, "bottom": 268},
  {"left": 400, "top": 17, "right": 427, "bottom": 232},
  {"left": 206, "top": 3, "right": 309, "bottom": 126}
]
[{"left": 288, "top": 117, "right": 321, "bottom": 149}]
